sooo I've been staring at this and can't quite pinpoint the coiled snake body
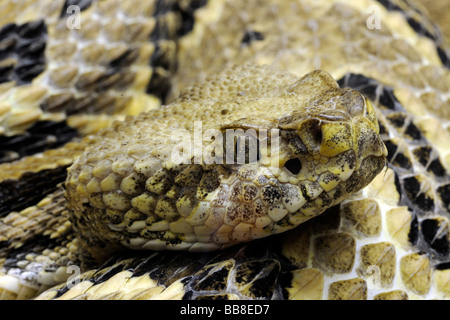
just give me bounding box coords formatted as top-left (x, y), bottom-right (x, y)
top-left (0, 0), bottom-right (449, 300)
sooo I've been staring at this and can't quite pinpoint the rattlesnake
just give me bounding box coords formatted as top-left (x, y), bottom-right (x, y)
top-left (0, 0), bottom-right (448, 300)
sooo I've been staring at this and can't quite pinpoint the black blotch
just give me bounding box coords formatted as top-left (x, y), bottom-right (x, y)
top-left (14, 62), bottom-right (46, 83)
top-left (136, 255), bottom-right (169, 280)
top-left (246, 264), bottom-right (279, 298)
top-left (176, 0), bottom-right (208, 37)
top-left (146, 1), bottom-right (207, 101)
top-left (414, 147), bottom-right (448, 178)
top-left (378, 87), bottom-right (398, 110)
top-left (181, 275), bottom-right (194, 286)
top-left (338, 73), bottom-right (402, 110)
top-left (429, 158), bottom-right (447, 177)
top-left (406, 17), bottom-right (436, 41)
top-left (0, 20), bottom-right (47, 85)
top-left (0, 64), bottom-right (14, 83)
top-left (337, 73), bottom-right (372, 89)
top-left (413, 146), bottom-right (431, 168)
top-left (16, 37), bottom-right (46, 60)
top-left (150, 43), bottom-right (173, 71)
top-left (337, 73), bottom-right (377, 101)
top-left (384, 139), bottom-right (411, 169)
top-left (378, 121), bottom-right (388, 135)
top-left (421, 219), bottom-right (449, 256)
top-left (284, 158), bottom-right (302, 175)
top-left (404, 122), bottom-right (423, 140)
top-left (0, 120), bottom-right (79, 163)
top-left (234, 260), bottom-right (280, 298)
top-left (279, 271), bottom-right (294, 299)
top-left (376, 0), bottom-right (402, 11)
top-left (132, 252), bottom-right (197, 285)
top-left (109, 48), bottom-right (139, 69)
top-left (308, 205), bottom-right (341, 233)
top-left (387, 113), bottom-right (406, 128)
top-left (408, 210), bottom-right (419, 246)
top-left (393, 170), bottom-right (403, 202)
top-left (0, 166), bottom-right (69, 217)
top-left (403, 176), bottom-right (434, 212)
top-left (146, 68), bottom-right (171, 102)
top-left (0, 23), bottom-right (17, 39)
top-left (193, 265), bottom-right (230, 292)
top-left (149, 0), bottom-right (207, 43)
top-left (182, 290), bottom-right (194, 300)
top-left (17, 20), bottom-right (46, 39)
top-left (437, 184), bottom-right (450, 212)
top-left (0, 240), bottom-right (9, 250)
top-left (436, 262), bottom-right (450, 270)
top-left (436, 46), bottom-right (450, 68)
top-left (60, 0), bottom-right (93, 18)
top-left (392, 152), bottom-right (411, 169)
top-left (241, 30), bottom-right (264, 45)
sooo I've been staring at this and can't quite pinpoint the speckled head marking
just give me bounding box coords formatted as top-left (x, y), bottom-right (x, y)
top-left (65, 64), bottom-right (387, 255)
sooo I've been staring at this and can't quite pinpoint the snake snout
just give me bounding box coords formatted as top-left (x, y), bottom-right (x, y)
top-left (310, 90), bottom-right (387, 167)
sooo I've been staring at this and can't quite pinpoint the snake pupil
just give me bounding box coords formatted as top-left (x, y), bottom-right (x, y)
top-left (284, 158), bottom-right (302, 175)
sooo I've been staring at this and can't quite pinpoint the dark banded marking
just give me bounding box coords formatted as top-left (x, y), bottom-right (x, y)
top-left (0, 20), bottom-right (47, 85)
top-left (375, 0), bottom-right (450, 68)
top-left (0, 165), bottom-right (69, 217)
top-left (0, 121), bottom-right (79, 163)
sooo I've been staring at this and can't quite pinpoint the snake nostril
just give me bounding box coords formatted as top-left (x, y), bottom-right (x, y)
top-left (284, 158), bottom-right (302, 175)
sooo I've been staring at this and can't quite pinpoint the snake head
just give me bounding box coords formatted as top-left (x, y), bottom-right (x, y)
top-left (214, 70), bottom-right (387, 241)
top-left (65, 65), bottom-right (387, 253)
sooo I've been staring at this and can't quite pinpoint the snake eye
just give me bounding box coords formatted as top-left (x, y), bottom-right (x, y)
top-left (298, 119), bottom-right (323, 153)
top-left (234, 135), bottom-right (260, 164)
top-left (284, 158), bottom-right (302, 175)
top-left (224, 131), bottom-right (261, 165)
top-left (308, 120), bottom-right (323, 146)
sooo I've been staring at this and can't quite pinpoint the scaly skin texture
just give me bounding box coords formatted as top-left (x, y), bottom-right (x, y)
top-left (0, 0), bottom-right (449, 301)
top-left (66, 64), bottom-right (387, 255)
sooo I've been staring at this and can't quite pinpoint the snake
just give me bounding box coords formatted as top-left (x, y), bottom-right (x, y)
top-left (0, 0), bottom-right (448, 300)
